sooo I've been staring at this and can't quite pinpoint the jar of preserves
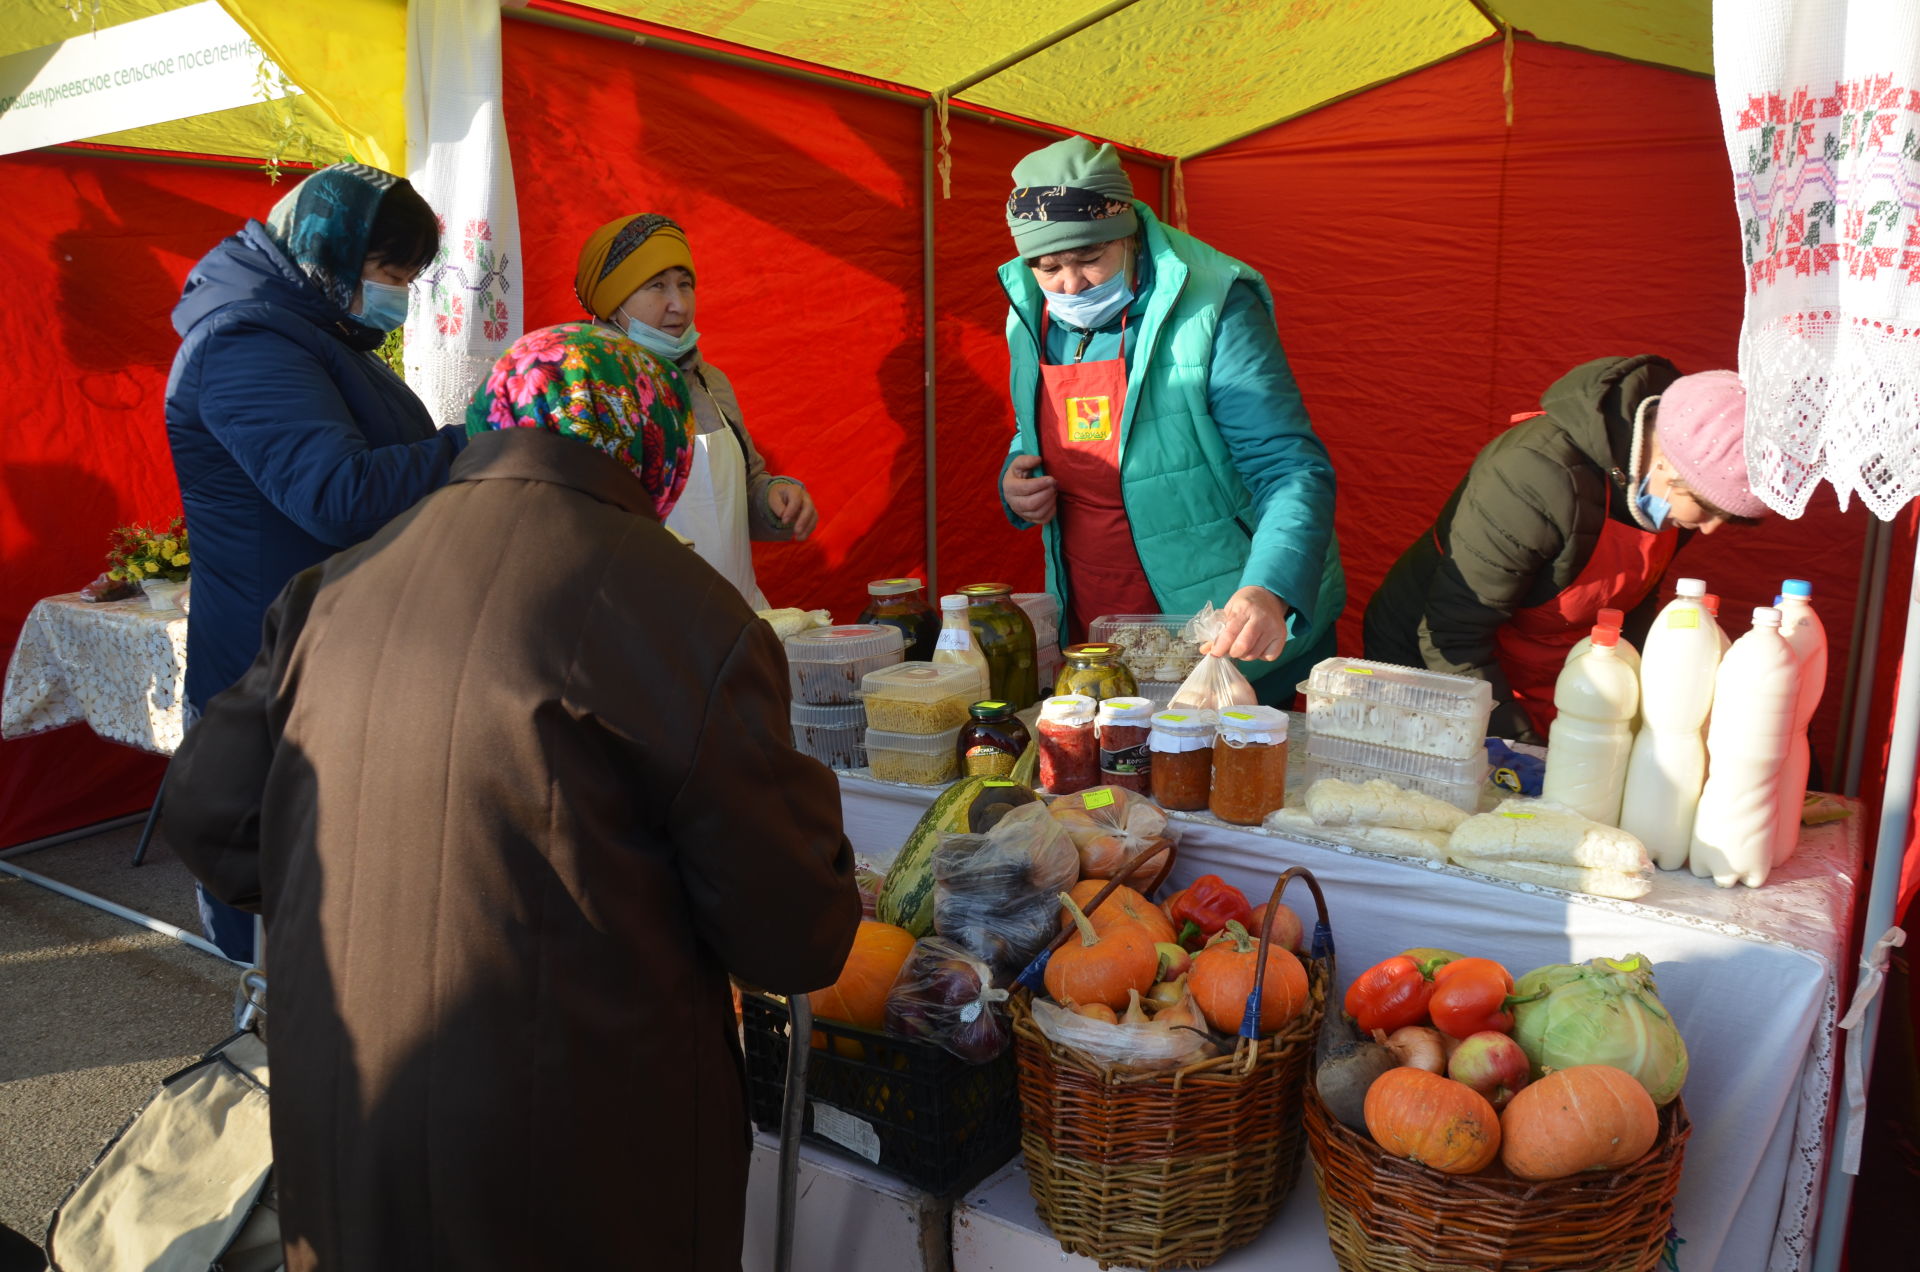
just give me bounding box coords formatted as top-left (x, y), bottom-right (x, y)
top-left (1149, 710), bottom-right (1216, 811)
top-left (858, 578), bottom-right (938, 661)
top-left (1036, 694), bottom-right (1098, 795)
top-left (956, 700), bottom-right (1031, 778)
top-left (1095, 696), bottom-right (1155, 795)
top-left (959, 583), bottom-right (1039, 710)
top-left (1054, 643), bottom-right (1139, 702)
top-left (1209, 706), bottom-right (1289, 826)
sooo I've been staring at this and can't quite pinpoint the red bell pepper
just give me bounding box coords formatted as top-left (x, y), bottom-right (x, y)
top-left (1428, 957), bottom-right (1517, 1036)
top-left (1343, 954), bottom-right (1437, 1034)
top-left (1165, 874), bottom-right (1254, 951)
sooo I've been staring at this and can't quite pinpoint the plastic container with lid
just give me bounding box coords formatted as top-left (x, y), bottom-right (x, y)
top-left (859, 661), bottom-right (982, 733)
top-left (1149, 709), bottom-right (1216, 810)
top-left (1299, 657), bottom-right (1494, 760)
top-left (1088, 613), bottom-right (1203, 684)
top-left (1015, 592), bottom-right (1061, 643)
top-left (785, 624), bottom-right (905, 705)
top-left (866, 724), bottom-right (965, 786)
top-left (959, 583), bottom-right (1040, 710)
top-left (1095, 696), bottom-right (1155, 794)
top-left (1302, 731), bottom-right (1489, 810)
top-left (859, 578), bottom-right (938, 661)
top-left (1036, 694), bottom-right (1098, 795)
top-left (957, 700), bottom-right (1031, 778)
top-left (1054, 643), bottom-right (1140, 702)
top-left (790, 702), bottom-right (866, 770)
top-left (1210, 706), bottom-right (1289, 825)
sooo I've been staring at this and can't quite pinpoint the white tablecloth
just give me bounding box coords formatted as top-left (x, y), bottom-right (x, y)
top-left (2, 593), bottom-right (187, 756)
top-left (837, 773), bottom-right (1862, 1272)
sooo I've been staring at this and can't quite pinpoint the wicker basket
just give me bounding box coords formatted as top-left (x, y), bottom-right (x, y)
top-left (1009, 865), bottom-right (1332, 1270)
top-left (1305, 1083), bottom-right (1691, 1272)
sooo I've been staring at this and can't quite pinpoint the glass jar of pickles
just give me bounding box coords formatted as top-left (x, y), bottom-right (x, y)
top-left (959, 583), bottom-right (1039, 710)
top-left (858, 578), bottom-right (938, 660)
top-left (1209, 706), bottom-right (1289, 825)
top-left (1149, 709), bottom-right (1216, 811)
top-left (956, 700), bottom-right (1030, 778)
top-left (1053, 642), bottom-right (1138, 702)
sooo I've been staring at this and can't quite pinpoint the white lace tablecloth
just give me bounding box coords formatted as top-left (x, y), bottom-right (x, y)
top-left (2, 594), bottom-right (188, 756)
top-left (838, 773), bottom-right (1863, 1272)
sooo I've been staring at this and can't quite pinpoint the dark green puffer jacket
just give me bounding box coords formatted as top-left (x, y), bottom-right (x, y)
top-left (1361, 356), bottom-right (1683, 741)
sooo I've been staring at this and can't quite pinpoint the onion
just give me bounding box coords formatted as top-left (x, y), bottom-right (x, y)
top-left (1374, 1025), bottom-right (1447, 1073)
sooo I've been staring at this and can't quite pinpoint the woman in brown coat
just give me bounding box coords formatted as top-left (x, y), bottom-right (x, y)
top-left (164, 322), bottom-right (861, 1271)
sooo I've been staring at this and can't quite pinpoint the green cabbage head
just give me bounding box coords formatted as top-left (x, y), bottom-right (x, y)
top-left (1511, 954), bottom-right (1689, 1106)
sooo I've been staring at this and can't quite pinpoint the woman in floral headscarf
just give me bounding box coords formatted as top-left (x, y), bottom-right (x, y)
top-left (163, 323), bottom-right (859, 1272)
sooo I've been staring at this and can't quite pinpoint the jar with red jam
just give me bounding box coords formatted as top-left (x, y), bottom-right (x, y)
top-left (1036, 694), bottom-right (1097, 795)
top-left (1148, 709), bottom-right (1216, 811)
top-left (1208, 706), bottom-right (1289, 826)
top-left (1095, 696), bottom-right (1155, 795)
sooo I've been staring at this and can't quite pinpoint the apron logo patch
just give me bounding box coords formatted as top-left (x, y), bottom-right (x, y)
top-left (1067, 395), bottom-right (1113, 442)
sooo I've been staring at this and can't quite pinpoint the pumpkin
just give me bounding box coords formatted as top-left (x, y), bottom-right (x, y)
top-left (1363, 1067), bottom-right (1502, 1175)
top-left (1499, 1064), bottom-right (1659, 1181)
top-left (812, 920), bottom-right (916, 1057)
top-left (1045, 893), bottom-right (1161, 1011)
top-left (1062, 879), bottom-right (1177, 945)
top-left (1187, 920), bottom-right (1309, 1034)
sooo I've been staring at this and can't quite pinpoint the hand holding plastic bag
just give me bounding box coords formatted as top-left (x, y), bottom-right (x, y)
top-left (1171, 604), bottom-right (1259, 711)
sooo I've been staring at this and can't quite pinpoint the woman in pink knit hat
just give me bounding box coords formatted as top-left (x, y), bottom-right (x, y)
top-left (1364, 356), bottom-right (1765, 742)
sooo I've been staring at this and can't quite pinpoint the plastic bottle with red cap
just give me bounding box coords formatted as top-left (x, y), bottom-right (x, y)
top-left (1621, 578), bottom-right (1721, 868)
top-left (1541, 622), bottom-right (1639, 825)
top-left (1563, 606), bottom-right (1641, 674)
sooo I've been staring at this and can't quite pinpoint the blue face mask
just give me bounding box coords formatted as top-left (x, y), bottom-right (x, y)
top-left (620, 312), bottom-right (701, 362)
top-left (354, 278), bottom-right (411, 332)
top-left (1636, 476), bottom-right (1671, 530)
top-left (1043, 270), bottom-right (1134, 331)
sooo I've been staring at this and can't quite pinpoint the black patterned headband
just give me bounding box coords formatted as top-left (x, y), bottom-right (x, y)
top-left (1006, 185), bottom-right (1134, 223)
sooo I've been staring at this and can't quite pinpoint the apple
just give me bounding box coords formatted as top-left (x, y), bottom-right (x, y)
top-left (1154, 942), bottom-right (1192, 979)
top-left (1447, 1030), bottom-right (1532, 1108)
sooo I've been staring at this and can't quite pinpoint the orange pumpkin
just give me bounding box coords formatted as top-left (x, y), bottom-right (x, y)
top-left (1045, 893), bottom-right (1160, 1010)
top-left (1363, 1067), bottom-right (1502, 1175)
top-left (1062, 879), bottom-right (1177, 945)
top-left (1499, 1065), bottom-right (1660, 1181)
top-left (812, 920), bottom-right (915, 1057)
top-left (1187, 921), bottom-right (1309, 1034)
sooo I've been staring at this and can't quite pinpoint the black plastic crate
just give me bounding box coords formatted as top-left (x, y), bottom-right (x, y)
top-left (738, 988), bottom-right (1019, 1196)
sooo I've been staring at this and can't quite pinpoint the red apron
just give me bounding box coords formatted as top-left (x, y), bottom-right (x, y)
top-left (1484, 412), bottom-right (1677, 735)
top-left (1036, 312), bottom-right (1157, 639)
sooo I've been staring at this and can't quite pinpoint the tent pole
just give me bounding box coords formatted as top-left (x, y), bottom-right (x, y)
top-left (941, 0), bottom-right (1147, 97)
top-left (1842, 515), bottom-right (1894, 796)
top-left (1834, 517), bottom-right (1881, 789)
top-left (922, 106), bottom-right (939, 596)
top-left (1812, 533), bottom-right (1920, 1271)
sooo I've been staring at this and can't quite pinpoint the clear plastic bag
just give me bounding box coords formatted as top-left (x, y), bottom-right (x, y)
top-left (932, 803), bottom-right (1079, 985)
top-left (883, 937), bottom-right (1011, 1063)
top-left (1170, 604), bottom-right (1259, 711)
top-left (1046, 784), bottom-right (1179, 883)
top-left (1030, 996), bottom-right (1217, 1071)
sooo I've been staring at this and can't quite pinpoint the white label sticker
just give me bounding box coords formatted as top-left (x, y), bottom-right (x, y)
top-left (810, 1100), bottom-right (882, 1164)
top-left (936, 627), bottom-right (972, 651)
top-left (959, 1000), bottom-right (982, 1023)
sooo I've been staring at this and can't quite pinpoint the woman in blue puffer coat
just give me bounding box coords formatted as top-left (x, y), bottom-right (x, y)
top-left (165, 162), bottom-right (465, 960)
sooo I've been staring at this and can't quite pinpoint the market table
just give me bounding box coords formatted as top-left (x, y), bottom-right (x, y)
top-left (837, 771), bottom-right (1862, 1272)
top-left (2, 591), bottom-right (188, 755)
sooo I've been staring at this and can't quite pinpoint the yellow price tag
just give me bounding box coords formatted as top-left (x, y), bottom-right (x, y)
top-left (1502, 811), bottom-right (1536, 820)
top-left (1083, 789), bottom-right (1116, 810)
top-left (1668, 609), bottom-right (1699, 629)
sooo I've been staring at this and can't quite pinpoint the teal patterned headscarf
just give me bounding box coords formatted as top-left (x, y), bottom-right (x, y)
top-left (466, 323), bottom-right (695, 520)
top-left (263, 162), bottom-right (402, 312)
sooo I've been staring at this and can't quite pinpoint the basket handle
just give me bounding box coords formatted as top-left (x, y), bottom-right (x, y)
top-left (1238, 865), bottom-right (1333, 1042)
top-left (1013, 833), bottom-right (1177, 993)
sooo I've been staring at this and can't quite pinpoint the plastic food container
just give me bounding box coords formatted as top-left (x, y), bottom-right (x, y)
top-left (785, 624), bottom-right (906, 705)
top-left (1299, 658), bottom-right (1494, 761)
top-left (1015, 592), bottom-right (1061, 644)
top-left (1089, 613), bottom-right (1202, 683)
top-left (791, 702), bottom-right (866, 770)
top-left (1303, 731), bottom-right (1490, 811)
top-left (866, 725), bottom-right (964, 785)
top-left (859, 661), bottom-right (982, 733)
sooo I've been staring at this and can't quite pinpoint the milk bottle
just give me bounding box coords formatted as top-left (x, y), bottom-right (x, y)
top-left (1564, 607), bottom-right (1641, 672)
top-left (1773, 580), bottom-right (1828, 867)
top-left (1620, 579), bottom-right (1719, 868)
top-left (1690, 608), bottom-right (1800, 888)
top-left (1541, 626), bottom-right (1639, 825)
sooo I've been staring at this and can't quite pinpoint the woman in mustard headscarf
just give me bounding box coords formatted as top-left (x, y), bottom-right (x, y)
top-left (576, 214), bottom-right (816, 609)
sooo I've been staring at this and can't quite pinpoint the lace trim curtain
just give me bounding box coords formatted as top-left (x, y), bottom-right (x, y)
top-left (401, 0), bottom-right (524, 429)
top-left (1714, 0), bottom-right (1920, 520)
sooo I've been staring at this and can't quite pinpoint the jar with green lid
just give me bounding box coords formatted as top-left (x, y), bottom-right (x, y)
top-left (1053, 642), bottom-right (1138, 702)
top-left (958, 583), bottom-right (1039, 710)
top-left (858, 578), bottom-right (937, 660)
top-left (955, 700), bottom-right (1031, 778)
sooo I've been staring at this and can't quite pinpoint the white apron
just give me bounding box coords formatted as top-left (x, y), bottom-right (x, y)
top-left (664, 423), bottom-right (769, 610)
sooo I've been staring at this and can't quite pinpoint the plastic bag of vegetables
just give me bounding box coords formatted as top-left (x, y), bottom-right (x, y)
top-left (883, 937), bottom-right (1012, 1063)
top-left (933, 803), bottom-right (1079, 985)
top-left (1046, 784), bottom-right (1179, 883)
top-left (1510, 953), bottom-right (1689, 1105)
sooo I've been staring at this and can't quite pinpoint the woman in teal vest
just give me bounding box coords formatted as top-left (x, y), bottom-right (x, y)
top-left (998, 137), bottom-right (1343, 703)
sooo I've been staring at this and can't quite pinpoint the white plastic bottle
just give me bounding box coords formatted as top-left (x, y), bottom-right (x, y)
top-left (1541, 625), bottom-right (1639, 825)
top-left (1773, 580), bottom-right (1828, 867)
top-left (1690, 608), bottom-right (1800, 888)
top-left (1620, 580), bottom-right (1720, 869)
top-left (933, 593), bottom-right (991, 700)
top-left (1564, 607), bottom-right (1641, 673)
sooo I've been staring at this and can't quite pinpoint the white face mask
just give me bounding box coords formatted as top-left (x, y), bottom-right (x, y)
top-left (618, 310), bottom-right (700, 361)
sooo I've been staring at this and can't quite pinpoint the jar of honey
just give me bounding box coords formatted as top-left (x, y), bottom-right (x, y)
top-left (1148, 710), bottom-right (1216, 811)
top-left (1208, 706), bottom-right (1288, 825)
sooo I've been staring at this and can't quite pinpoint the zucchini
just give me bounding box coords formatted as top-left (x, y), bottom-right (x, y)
top-left (875, 775), bottom-right (1038, 935)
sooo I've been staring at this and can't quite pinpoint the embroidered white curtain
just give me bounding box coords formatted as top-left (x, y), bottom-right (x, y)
top-left (1714, 0), bottom-right (1920, 520)
top-left (400, 0), bottom-right (524, 429)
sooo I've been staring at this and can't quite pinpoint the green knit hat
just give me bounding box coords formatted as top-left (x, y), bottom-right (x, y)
top-left (1005, 136), bottom-right (1138, 259)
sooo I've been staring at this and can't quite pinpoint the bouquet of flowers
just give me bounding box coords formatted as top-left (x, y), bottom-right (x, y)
top-left (106, 517), bottom-right (191, 584)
